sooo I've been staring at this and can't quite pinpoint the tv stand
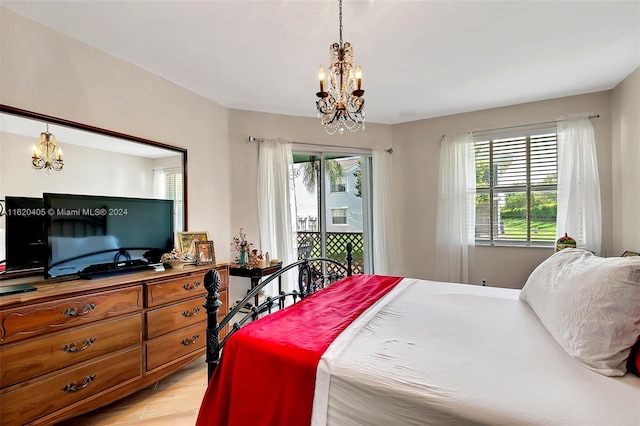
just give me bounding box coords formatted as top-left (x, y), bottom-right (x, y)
top-left (0, 264), bottom-right (229, 425)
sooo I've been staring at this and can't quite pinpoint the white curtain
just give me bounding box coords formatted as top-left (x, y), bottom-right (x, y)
top-left (257, 138), bottom-right (297, 293)
top-left (152, 169), bottom-right (166, 199)
top-left (372, 147), bottom-right (399, 275)
top-left (556, 114), bottom-right (602, 254)
top-left (435, 132), bottom-right (476, 283)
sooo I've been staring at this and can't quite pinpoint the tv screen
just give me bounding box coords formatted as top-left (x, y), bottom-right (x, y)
top-left (44, 193), bottom-right (174, 278)
top-left (5, 196), bottom-right (47, 272)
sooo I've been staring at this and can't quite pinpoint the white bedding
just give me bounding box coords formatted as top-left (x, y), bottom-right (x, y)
top-left (313, 278), bottom-right (640, 425)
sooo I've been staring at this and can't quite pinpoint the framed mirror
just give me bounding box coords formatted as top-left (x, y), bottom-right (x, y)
top-left (0, 104), bottom-right (188, 278)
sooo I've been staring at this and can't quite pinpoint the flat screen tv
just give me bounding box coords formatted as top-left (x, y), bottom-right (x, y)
top-left (44, 193), bottom-right (174, 279)
top-left (4, 196), bottom-right (47, 272)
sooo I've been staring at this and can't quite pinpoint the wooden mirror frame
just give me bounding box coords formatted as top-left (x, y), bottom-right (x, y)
top-left (0, 104), bottom-right (188, 280)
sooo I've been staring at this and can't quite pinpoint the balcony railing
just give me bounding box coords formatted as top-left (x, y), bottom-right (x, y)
top-left (296, 231), bottom-right (364, 275)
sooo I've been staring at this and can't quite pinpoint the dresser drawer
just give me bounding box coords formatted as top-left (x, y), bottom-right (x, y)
top-left (1, 314), bottom-right (141, 388)
top-left (218, 267), bottom-right (229, 291)
top-left (0, 286), bottom-right (143, 344)
top-left (146, 321), bottom-right (206, 371)
top-left (146, 273), bottom-right (207, 308)
top-left (146, 297), bottom-right (205, 339)
top-left (0, 346), bottom-right (141, 426)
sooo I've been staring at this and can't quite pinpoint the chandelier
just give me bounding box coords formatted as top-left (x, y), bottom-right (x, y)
top-left (316, 0), bottom-right (364, 135)
top-left (32, 123), bottom-right (63, 171)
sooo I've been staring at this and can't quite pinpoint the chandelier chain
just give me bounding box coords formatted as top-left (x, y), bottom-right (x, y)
top-left (339, 0), bottom-right (343, 47)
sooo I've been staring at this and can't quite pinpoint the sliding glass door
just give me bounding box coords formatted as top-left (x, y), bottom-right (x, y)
top-left (292, 151), bottom-right (372, 274)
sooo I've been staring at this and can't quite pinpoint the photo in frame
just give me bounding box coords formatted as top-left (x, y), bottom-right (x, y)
top-left (176, 231), bottom-right (209, 255)
top-left (195, 240), bottom-right (215, 265)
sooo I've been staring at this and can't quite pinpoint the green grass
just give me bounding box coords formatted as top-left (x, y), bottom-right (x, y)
top-left (502, 219), bottom-right (556, 241)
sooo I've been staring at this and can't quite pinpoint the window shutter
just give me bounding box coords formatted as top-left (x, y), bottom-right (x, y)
top-left (475, 131), bottom-right (557, 246)
top-left (529, 133), bottom-right (557, 243)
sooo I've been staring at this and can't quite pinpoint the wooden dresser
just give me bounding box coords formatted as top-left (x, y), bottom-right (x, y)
top-left (0, 264), bottom-right (228, 425)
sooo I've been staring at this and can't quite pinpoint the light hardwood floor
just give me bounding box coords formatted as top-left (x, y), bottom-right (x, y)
top-left (58, 355), bottom-right (208, 426)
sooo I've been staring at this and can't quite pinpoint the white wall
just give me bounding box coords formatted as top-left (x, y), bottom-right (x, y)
top-left (392, 91), bottom-right (613, 288)
top-left (0, 8), bottom-right (231, 262)
top-left (611, 66), bottom-right (640, 255)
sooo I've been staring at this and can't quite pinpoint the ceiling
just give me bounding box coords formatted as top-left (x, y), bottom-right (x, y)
top-left (2, 1), bottom-right (639, 125)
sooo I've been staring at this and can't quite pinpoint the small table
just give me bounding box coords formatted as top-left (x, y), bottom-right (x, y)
top-left (229, 263), bottom-right (282, 307)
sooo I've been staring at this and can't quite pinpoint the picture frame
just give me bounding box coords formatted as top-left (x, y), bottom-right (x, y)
top-left (621, 250), bottom-right (640, 257)
top-left (176, 231), bottom-right (209, 254)
top-left (195, 240), bottom-right (215, 265)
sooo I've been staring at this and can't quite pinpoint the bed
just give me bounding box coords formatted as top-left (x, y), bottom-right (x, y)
top-left (197, 247), bottom-right (640, 426)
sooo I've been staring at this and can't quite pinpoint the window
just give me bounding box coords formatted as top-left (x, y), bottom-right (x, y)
top-left (331, 175), bottom-right (347, 193)
top-left (331, 208), bottom-right (348, 225)
top-left (475, 130), bottom-right (557, 245)
top-left (165, 170), bottom-right (184, 232)
top-left (292, 152), bottom-right (372, 274)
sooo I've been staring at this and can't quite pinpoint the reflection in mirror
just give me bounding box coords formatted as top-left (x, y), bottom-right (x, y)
top-left (0, 105), bottom-right (187, 278)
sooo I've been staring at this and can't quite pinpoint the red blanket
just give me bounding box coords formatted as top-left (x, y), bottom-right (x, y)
top-left (196, 274), bottom-right (402, 426)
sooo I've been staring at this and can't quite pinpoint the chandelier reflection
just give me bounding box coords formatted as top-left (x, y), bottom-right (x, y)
top-left (32, 123), bottom-right (63, 171)
top-left (316, 0), bottom-right (365, 135)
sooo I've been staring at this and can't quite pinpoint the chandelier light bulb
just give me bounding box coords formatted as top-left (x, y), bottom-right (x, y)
top-left (31, 144), bottom-right (40, 159)
top-left (318, 65), bottom-right (326, 93)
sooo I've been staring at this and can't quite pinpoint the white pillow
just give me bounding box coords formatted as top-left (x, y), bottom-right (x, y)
top-left (519, 248), bottom-right (640, 376)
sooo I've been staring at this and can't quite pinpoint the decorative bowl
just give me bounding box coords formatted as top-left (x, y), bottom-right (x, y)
top-left (164, 260), bottom-right (194, 269)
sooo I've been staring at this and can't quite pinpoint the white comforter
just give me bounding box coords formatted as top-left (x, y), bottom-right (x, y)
top-left (312, 279), bottom-right (640, 425)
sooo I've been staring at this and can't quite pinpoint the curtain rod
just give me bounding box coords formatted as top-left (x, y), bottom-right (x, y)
top-left (441, 114), bottom-right (600, 139)
top-left (248, 136), bottom-right (392, 154)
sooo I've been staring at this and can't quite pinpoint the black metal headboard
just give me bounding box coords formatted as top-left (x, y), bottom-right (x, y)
top-left (203, 244), bottom-right (354, 380)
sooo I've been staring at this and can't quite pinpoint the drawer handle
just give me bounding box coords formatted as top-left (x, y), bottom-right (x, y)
top-left (182, 281), bottom-right (201, 291)
top-left (181, 334), bottom-right (200, 346)
top-left (182, 307), bottom-right (201, 317)
top-left (61, 374), bottom-right (96, 393)
top-left (61, 337), bottom-right (97, 353)
top-left (63, 303), bottom-right (96, 317)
